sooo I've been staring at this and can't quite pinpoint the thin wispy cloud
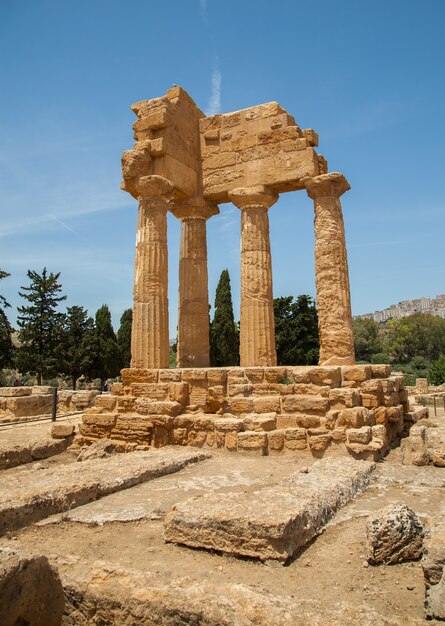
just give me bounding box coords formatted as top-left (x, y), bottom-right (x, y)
top-left (206, 65), bottom-right (222, 116)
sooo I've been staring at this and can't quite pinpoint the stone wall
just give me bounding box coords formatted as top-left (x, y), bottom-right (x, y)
top-left (0, 388), bottom-right (99, 423)
top-left (77, 365), bottom-right (414, 460)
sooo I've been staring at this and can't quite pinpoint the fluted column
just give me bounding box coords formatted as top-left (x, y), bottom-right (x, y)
top-left (229, 186), bottom-right (278, 367)
top-left (305, 172), bottom-right (355, 366)
top-left (131, 176), bottom-right (173, 368)
top-left (170, 201), bottom-right (219, 368)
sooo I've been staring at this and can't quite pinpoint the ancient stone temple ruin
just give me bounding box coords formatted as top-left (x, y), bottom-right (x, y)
top-left (77, 86), bottom-right (411, 458)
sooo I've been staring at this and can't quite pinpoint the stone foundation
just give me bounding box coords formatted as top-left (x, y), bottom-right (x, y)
top-left (76, 365), bottom-right (414, 460)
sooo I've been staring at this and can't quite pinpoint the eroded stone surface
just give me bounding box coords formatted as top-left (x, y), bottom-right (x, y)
top-left (62, 564), bottom-right (405, 626)
top-left (164, 457), bottom-right (375, 562)
top-left (0, 448), bottom-right (209, 534)
top-left (0, 552), bottom-right (64, 626)
top-left (366, 504), bottom-right (424, 565)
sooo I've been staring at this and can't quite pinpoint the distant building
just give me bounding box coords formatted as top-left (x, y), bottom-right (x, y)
top-left (354, 294), bottom-right (445, 322)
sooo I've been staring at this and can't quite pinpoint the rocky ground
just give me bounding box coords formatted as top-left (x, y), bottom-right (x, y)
top-left (0, 411), bottom-right (444, 624)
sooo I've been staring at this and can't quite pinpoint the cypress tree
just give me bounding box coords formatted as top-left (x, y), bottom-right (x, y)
top-left (0, 270), bottom-right (13, 369)
top-left (117, 308), bottom-right (132, 369)
top-left (91, 305), bottom-right (121, 389)
top-left (274, 294), bottom-right (319, 365)
top-left (210, 269), bottom-right (239, 366)
top-left (16, 268), bottom-right (66, 384)
top-left (59, 306), bottom-right (96, 389)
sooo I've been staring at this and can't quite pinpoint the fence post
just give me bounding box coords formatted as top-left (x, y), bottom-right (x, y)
top-left (51, 387), bottom-right (58, 422)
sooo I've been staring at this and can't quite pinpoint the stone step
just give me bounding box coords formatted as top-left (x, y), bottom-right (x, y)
top-left (164, 458), bottom-right (375, 562)
top-left (0, 449), bottom-right (209, 535)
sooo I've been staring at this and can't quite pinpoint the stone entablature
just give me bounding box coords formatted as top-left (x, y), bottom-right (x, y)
top-left (77, 365), bottom-right (412, 460)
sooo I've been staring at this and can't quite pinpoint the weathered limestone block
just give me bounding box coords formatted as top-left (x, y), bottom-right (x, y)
top-left (131, 382), bottom-right (169, 399)
top-left (423, 519), bottom-right (445, 616)
top-left (135, 399), bottom-right (182, 416)
top-left (370, 364), bottom-right (392, 378)
top-left (243, 413), bottom-right (276, 431)
top-left (77, 438), bottom-right (115, 461)
top-left (224, 397), bottom-right (254, 414)
top-left (294, 383), bottom-right (330, 397)
top-left (0, 387), bottom-right (32, 397)
top-left (159, 369), bottom-right (182, 382)
top-left (168, 382), bottom-right (189, 404)
top-left (51, 423), bottom-right (75, 439)
top-left (164, 458), bottom-right (375, 562)
top-left (342, 365), bottom-right (372, 385)
top-left (276, 414), bottom-right (299, 429)
top-left (401, 422), bottom-right (445, 466)
top-left (95, 394), bottom-right (117, 411)
top-left (268, 429), bottom-right (285, 452)
top-left (336, 407), bottom-right (369, 429)
top-left (237, 431), bottom-right (268, 454)
top-left (284, 428), bottom-right (307, 450)
top-left (0, 553), bottom-right (65, 626)
top-left (207, 368), bottom-right (228, 384)
top-left (347, 426), bottom-right (372, 445)
top-left (253, 395), bottom-right (281, 413)
top-left (214, 417), bottom-right (244, 432)
top-left (116, 396), bottom-right (136, 412)
top-left (121, 368), bottom-right (158, 385)
top-left (228, 383), bottom-right (253, 397)
top-left (307, 366), bottom-right (342, 387)
top-left (282, 394), bottom-right (330, 415)
top-left (110, 382), bottom-right (124, 396)
top-left (366, 505), bottom-right (424, 565)
top-left (305, 173), bottom-right (355, 366)
top-left (308, 430), bottom-right (332, 454)
top-left (329, 388), bottom-right (361, 409)
top-left (297, 414), bottom-right (321, 429)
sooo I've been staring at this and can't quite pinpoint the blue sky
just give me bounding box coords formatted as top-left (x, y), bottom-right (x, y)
top-left (1, 0), bottom-right (444, 336)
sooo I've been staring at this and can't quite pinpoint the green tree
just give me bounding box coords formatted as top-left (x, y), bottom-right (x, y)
top-left (210, 269), bottom-right (239, 366)
top-left (59, 306), bottom-right (96, 389)
top-left (274, 295), bottom-right (319, 365)
top-left (0, 270), bottom-right (13, 369)
top-left (16, 268), bottom-right (66, 385)
top-left (428, 355), bottom-right (445, 386)
top-left (91, 305), bottom-right (121, 389)
top-left (352, 318), bottom-right (383, 362)
top-left (117, 308), bottom-right (132, 369)
top-left (384, 314), bottom-right (445, 363)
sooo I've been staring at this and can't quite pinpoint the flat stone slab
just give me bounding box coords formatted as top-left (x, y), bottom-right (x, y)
top-left (42, 453), bottom-right (302, 525)
top-left (0, 448), bottom-right (209, 535)
top-left (164, 457), bottom-right (375, 562)
top-left (62, 562), bottom-right (407, 626)
top-left (0, 437), bottom-right (70, 470)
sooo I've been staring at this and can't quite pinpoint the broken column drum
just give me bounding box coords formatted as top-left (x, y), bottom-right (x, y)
top-left (120, 86), bottom-right (356, 368)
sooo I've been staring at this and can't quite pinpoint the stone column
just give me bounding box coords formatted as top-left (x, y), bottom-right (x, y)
top-left (229, 185), bottom-right (278, 367)
top-left (131, 176), bottom-right (173, 369)
top-left (170, 201), bottom-right (219, 368)
top-left (305, 172), bottom-right (355, 366)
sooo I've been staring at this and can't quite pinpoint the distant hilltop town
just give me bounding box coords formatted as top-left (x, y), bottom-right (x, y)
top-left (355, 294), bottom-right (445, 323)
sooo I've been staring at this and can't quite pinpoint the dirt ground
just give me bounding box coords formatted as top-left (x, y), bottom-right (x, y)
top-left (0, 411), bottom-right (443, 624)
top-left (0, 451), bottom-right (445, 624)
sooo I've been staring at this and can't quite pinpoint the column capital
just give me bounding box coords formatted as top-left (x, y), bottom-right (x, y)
top-left (121, 170), bottom-right (175, 204)
top-left (305, 172), bottom-right (350, 200)
top-left (229, 185), bottom-right (278, 211)
top-left (169, 197), bottom-right (219, 221)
